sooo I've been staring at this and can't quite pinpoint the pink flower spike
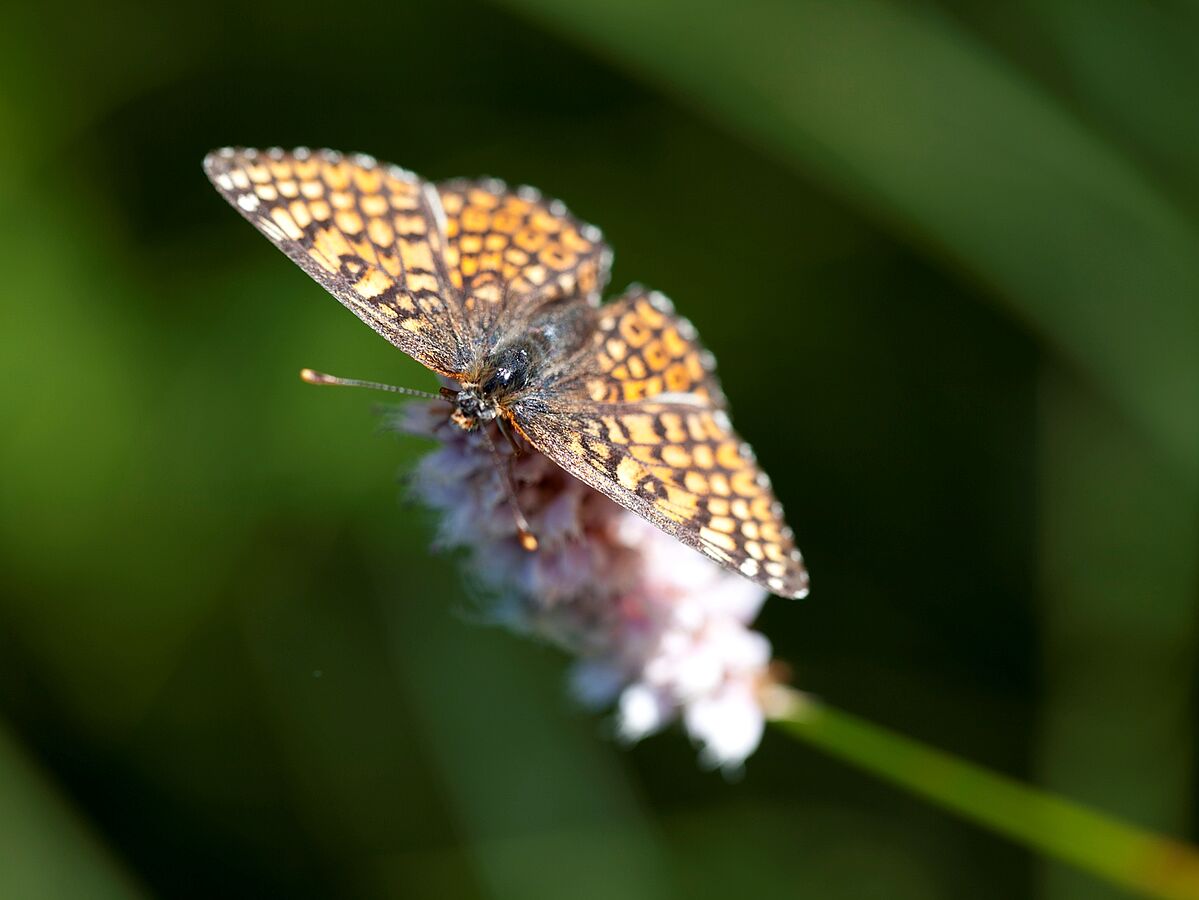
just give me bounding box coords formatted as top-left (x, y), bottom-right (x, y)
top-left (393, 399), bottom-right (785, 770)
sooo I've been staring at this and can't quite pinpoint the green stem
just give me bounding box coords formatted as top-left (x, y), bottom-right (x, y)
top-left (767, 690), bottom-right (1199, 900)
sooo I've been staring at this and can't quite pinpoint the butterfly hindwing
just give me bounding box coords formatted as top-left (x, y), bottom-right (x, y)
top-left (514, 287), bottom-right (808, 598)
top-left (435, 178), bottom-right (611, 347)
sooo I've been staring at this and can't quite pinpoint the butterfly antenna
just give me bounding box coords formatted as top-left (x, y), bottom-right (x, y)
top-left (300, 368), bottom-right (448, 401)
top-left (479, 425), bottom-right (539, 552)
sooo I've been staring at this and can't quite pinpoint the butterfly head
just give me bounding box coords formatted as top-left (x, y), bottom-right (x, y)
top-left (450, 342), bottom-right (536, 431)
top-left (450, 387), bottom-right (499, 431)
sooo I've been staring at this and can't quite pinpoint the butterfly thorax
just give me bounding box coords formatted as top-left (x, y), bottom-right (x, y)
top-left (450, 341), bottom-right (538, 431)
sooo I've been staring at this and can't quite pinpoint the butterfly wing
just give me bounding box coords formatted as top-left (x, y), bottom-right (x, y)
top-left (434, 177), bottom-right (611, 350)
top-left (205, 147), bottom-right (477, 374)
top-left (205, 149), bottom-right (612, 374)
top-left (513, 286), bottom-right (809, 599)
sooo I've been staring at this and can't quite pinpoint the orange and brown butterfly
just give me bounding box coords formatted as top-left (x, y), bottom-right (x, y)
top-left (203, 147), bottom-right (809, 598)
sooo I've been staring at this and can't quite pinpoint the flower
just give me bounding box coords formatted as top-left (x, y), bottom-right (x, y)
top-left (392, 397), bottom-right (783, 771)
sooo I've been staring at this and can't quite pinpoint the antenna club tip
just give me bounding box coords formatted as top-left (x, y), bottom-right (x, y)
top-left (519, 531), bottom-right (539, 552)
top-left (300, 368), bottom-right (330, 385)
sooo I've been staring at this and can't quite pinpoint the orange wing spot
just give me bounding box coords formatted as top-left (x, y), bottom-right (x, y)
top-left (399, 239), bottom-right (435, 273)
top-left (658, 413), bottom-right (687, 443)
top-left (513, 227), bottom-right (547, 252)
top-left (602, 416), bottom-right (628, 444)
top-left (642, 339), bottom-right (669, 371)
top-left (731, 470), bottom-right (760, 496)
top-left (379, 251), bottom-right (402, 277)
top-left (716, 442), bottom-right (744, 470)
top-left (760, 522), bottom-right (783, 543)
top-left (368, 217), bottom-right (395, 246)
top-left (461, 206), bottom-right (491, 232)
top-left (561, 228), bottom-right (592, 252)
top-left (467, 188), bottom-right (500, 209)
top-left (293, 159), bottom-right (320, 179)
top-left (309, 199), bottom-right (331, 221)
top-left (322, 161), bottom-right (351, 189)
top-left (662, 485), bottom-right (699, 520)
top-left (390, 190), bottom-right (420, 212)
top-left (335, 210), bottom-right (364, 235)
top-left (630, 445), bottom-right (659, 464)
top-left (763, 540), bottom-right (786, 562)
top-left (313, 227), bottom-right (352, 267)
top-left (361, 193), bottom-right (389, 216)
top-left (270, 207), bottom-right (304, 240)
top-left (492, 210), bottom-right (521, 234)
top-left (616, 456), bottom-right (646, 490)
top-left (354, 267), bottom-right (394, 299)
top-left (684, 471), bottom-right (709, 494)
top-left (622, 414), bottom-right (659, 445)
top-left (622, 381), bottom-right (648, 403)
top-left (349, 234), bottom-right (380, 264)
top-left (700, 527), bottom-right (737, 554)
top-left (662, 327), bottom-right (689, 357)
top-left (289, 200), bottom-right (312, 228)
top-left (661, 444), bottom-right (691, 468)
top-left (542, 246), bottom-right (577, 270)
top-left (708, 516), bottom-right (737, 534)
top-left (479, 250), bottom-right (503, 272)
top-left (703, 415), bottom-right (727, 441)
top-left (352, 166), bottom-right (382, 193)
top-left (751, 497), bottom-right (775, 520)
top-left (692, 445), bottom-right (715, 469)
top-left (634, 297), bottom-right (667, 328)
top-left (709, 473), bottom-right (732, 496)
top-left (301, 180), bottom-right (324, 199)
top-left (664, 362), bottom-right (691, 392)
top-left (620, 314), bottom-right (651, 348)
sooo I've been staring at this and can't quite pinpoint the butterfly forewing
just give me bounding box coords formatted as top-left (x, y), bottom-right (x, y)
top-left (203, 147), bottom-right (468, 374)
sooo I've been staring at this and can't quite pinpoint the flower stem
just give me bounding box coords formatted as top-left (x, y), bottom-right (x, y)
top-left (766, 689), bottom-right (1199, 899)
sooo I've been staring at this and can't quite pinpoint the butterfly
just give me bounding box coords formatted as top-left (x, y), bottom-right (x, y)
top-left (204, 147), bottom-right (809, 598)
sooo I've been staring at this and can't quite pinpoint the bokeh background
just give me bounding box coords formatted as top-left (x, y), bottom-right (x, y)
top-left (2, 1), bottom-right (1197, 898)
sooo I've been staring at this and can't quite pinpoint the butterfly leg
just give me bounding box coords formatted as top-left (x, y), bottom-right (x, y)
top-left (496, 416), bottom-right (525, 458)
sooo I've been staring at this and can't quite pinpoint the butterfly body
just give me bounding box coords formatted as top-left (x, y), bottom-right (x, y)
top-left (205, 147), bottom-right (809, 599)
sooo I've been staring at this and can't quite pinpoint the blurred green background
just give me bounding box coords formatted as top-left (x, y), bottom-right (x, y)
top-left (1, 1), bottom-right (1197, 897)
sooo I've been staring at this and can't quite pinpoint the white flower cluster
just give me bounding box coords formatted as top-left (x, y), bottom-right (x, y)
top-left (396, 401), bottom-right (779, 770)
